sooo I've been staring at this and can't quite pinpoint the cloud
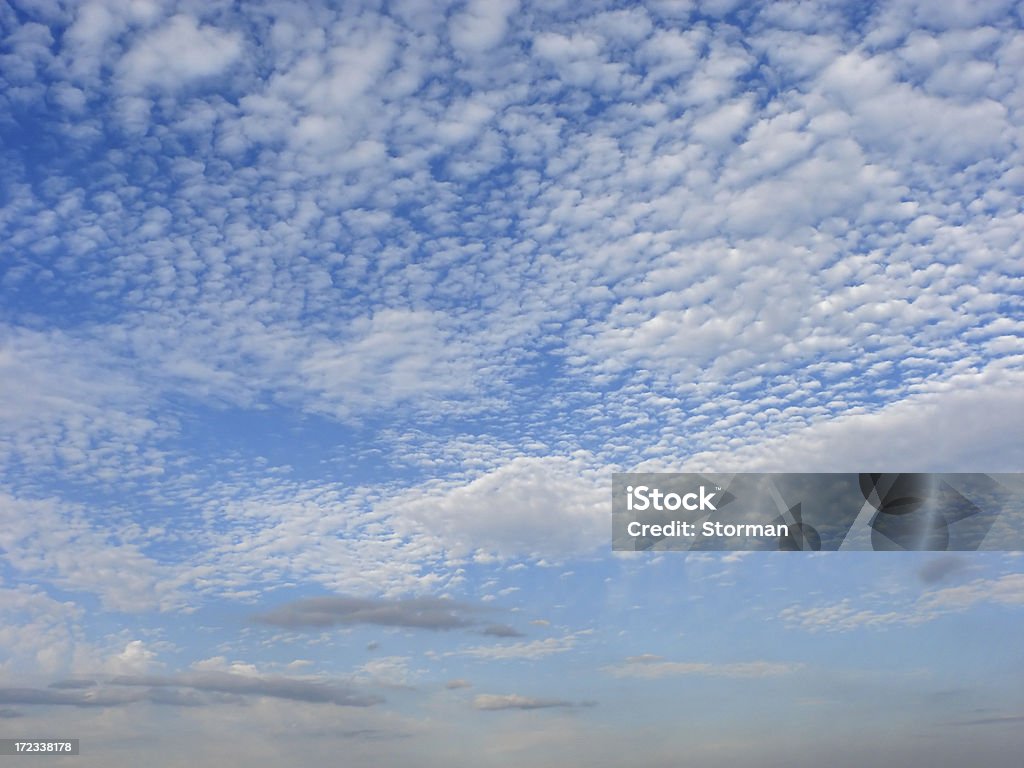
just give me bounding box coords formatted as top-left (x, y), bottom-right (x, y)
top-left (105, 641), bottom-right (159, 675)
top-left (48, 679), bottom-right (98, 690)
top-left (480, 624), bottom-right (525, 638)
top-left (296, 309), bottom-right (485, 418)
top-left (449, 633), bottom-right (582, 661)
top-left (604, 656), bottom-right (802, 679)
top-left (0, 327), bottom-right (168, 483)
top-left (0, 493), bottom-right (181, 613)
top-left (450, 0), bottom-right (520, 55)
top-left (0, 669), bottom-right (381, 709)
top-left (473, 693), bottom-right (590, 711)
top-left (918, 573), bottom-right (1024, 611)
top-left (384, 454), bottom-right (609, 561)
top-left (675, 371), bottom-right (1024, 473)
top-left (116, 14), bottom-right (243, 93)
top-left (445, 679), bottom-right (472, 689)
top-left (0, 584), bottom-right (92, 679)
top-left (2, 5), bottom-right (1024, 762)
top-left (780, 573), bottom-right (1024, 632)
top-left (118, 670), bottom-right (381, 707)
top-left (918, 555), bottom-right (970, 584)
top-left (3, 0), bottom-right (1020, 527)
top-left (0, 686), bottom-right (144, 707)
top-left (355, 656), bottom-right (417, 688)
top-left (254, 596), bottom-right (483, 631)
top-left (948, 714), bottom-right (1024, 727)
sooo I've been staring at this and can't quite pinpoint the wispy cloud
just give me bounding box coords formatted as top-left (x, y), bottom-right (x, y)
top-left (947, 714), bottom-right (1024, 728)
top-left (604, 655), bottom-right (802, 679)
top-left (111, 670), bottom-right (381, 707)
top-left (448, 633), bottom-right (584, 661)
top-left (780, 573), bottom-right (1024, 632)
top-left (473, 693), bottom-right (592, 711)
top-left (0, 670), bottom-right (381, 709)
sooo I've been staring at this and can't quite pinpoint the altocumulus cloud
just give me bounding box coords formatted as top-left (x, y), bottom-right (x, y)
top-left (0, 0), bottom-right (1022, 612)
top-left (1, 1), bottom-right (1023, 763)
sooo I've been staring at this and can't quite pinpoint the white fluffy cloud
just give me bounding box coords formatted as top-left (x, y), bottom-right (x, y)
top-left (385, 454), bottom-right (608, 561)
top-left (676, 368), bottom-right (1024, 472)
top-left (450, 0), bottom-right (520, 55)
top-left (117, 14), bottom-right (242, 93)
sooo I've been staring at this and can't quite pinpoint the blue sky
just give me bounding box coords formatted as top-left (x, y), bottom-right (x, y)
top-left (1, 0), bottom-right (1023, 764)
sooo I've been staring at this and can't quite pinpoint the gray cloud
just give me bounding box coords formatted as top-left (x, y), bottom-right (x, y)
top-left (918, 555), bottom-right (969, 584)
top-left (254, 596), bottom-right (485, 631)
top-left (0, 671), bottom-right (380, 709)
top-left (948, 714), bottom-right (1024, 727)
top-left (0, 687), bottom-right (144, 707)
top-left (48, 679), bottom-right (97, 689)
top-left (480, 624), bottom-right (525, 638)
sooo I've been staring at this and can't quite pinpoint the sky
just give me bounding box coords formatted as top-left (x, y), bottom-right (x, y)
top-left (1, 0), bottom-right (1023, 764)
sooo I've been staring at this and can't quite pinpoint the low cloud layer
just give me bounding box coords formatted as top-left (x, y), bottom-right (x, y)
top-left (0, 670), bottom-right (380, 709)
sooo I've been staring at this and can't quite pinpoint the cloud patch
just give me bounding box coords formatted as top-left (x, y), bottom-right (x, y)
top-left (780, 573), bottom-right (1024, 632)
top-left (254, 596), bottom-right (484, 631)
top-left (604, 656), bottom-right (802, 679)
top-left (473, 693), bottom-right (591, 711)
top-left (918, 555), bottom-right (970, 585)
top-left (0, 670), bottom-right (381, 709)
top-left (117, 14), bottom-right (243, 93)
top-left (481, 624), bottom-right (525, 638)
